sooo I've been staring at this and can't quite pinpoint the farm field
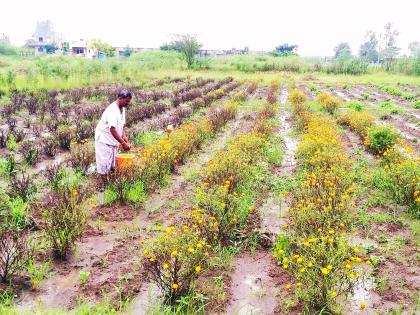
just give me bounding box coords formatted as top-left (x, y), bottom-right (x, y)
top-left (0, 63), bottom-right (419, 315)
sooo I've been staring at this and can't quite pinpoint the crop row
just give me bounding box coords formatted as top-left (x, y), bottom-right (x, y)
top-left (273, 89), bottom-right (372, 312)
top-left (140, 102), bottom-right (279, 305)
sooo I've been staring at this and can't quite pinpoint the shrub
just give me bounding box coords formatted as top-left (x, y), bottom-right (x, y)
top-left (104, 166), bottom-right (146, 206)
top-left (288, 88), bottom-right (306, 106)
top-left (43, 135), bottom-right (59, 157)
top-left (18, 140), bottom-right (40, 166)
top-left (0, 129), bottom-right (8, 148)
top-left (141, 227), bottom-right (210, 304)
top-left (56, 124), bottom-right (76, 150)
top-left (317, 93), bottom-right (340, 115)
top-left (0, 227), bottom-right (31, 282)
top-left (6, 133), bottom-right (17, 151)
top-left (364, 125), bottom-right (400, 156)
top-left (2, 197), bottom-right (29, 230)
top-left (8, 172), bottom-right (37, 202)
top-left (69, 141), bottom-right (95, 174)
top-left (75, 120), bottom-right (95, 143)
top-left (373, 155), bottom-right (420, 217)
top-left (42, 184), bottom-right (91, 259)
top-left (347, 101), bottom-right (364, 112)
top-left (26, 258), bottom-right (52, 290)
top-left (413, 99), bottom-right (420, 109)
top-left (337, 110), bottom-right (374, 140)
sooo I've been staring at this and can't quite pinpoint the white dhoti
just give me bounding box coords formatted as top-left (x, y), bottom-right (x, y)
top-left (95, 140), bottom-right (117, 174)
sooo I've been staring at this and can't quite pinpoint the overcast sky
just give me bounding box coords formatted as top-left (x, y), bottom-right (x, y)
top-left (1, 0), bottom-right (419, 56)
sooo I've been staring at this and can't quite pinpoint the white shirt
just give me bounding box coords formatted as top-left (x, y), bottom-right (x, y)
top-left (95, 102), bottom-right (126, 146)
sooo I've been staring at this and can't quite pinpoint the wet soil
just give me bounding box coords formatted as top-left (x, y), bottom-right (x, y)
top-left (224, 251), bottom-right (281, 315)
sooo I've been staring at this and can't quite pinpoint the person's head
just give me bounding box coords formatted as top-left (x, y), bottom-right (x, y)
top-left (116, 90), bottom-right (132, 108)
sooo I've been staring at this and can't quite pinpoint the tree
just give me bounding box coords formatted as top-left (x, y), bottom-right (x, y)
top-left (408, 41), bottom-right (420, 57)
top-left (169, 34), bottom-right (202, 69)
top-left (89, 39), bottom-right (116, 57)
top-left (380, 23), bottom-right (400, 64)
top-left (160, 43), bottom-right (179, 51)
top-left (359, 31), bottom-right (379, 63)
top-left (45, 43), bottom-right (58, 54)
top-left (334, 42), bottom-right (352, 59)
top-left (272, 43), bottom-right (298, 56)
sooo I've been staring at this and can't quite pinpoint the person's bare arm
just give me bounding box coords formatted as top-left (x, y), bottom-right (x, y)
top-left (110, 127), bottom-right (130, 151)
top-left (122, 128), bottom-right (128, 143)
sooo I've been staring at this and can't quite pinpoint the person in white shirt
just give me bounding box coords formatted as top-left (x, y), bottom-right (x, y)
top-left (95, 90), bottom-right (132, 175)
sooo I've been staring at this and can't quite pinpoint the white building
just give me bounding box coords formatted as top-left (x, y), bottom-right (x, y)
top-left (26, 20), bottom-right (61, 55)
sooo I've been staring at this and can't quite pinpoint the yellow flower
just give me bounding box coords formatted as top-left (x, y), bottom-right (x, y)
top-left (172, 283), bottom-right (179, 289)
top-left (163, 263), bottom-right (169, 269)
top-left (348, 273), bottom-right (355, 279)
top-left (171, 250), bottom-right (178, 256)
top-left (149, 257), bottom-right (155, 262)
top-left (345, 264), bottom-right (351, 269)
top-left (195, 266), bottom-right (201, 273)
top-left (356, 257), bottom-right (362, 263)
top-left (188, 247), bottom-right (195, 253)
top-left (330, 291), bottom-right (337, 298)
top-left (297, 282), bottom-right (302, 287)
top-left (329, 229), bottom-right (335, 235)
top-left (283, 264), bottom-right (289, 270)
top-left (326, 265), bottom-right (332, 270)
top-left (317, 228), bottom-right (322, 232)
top-left (278, 249), bottom-right (285, 255)
top-left (366, 260), bottom-right (372, 265)
top-left (321, 268), bottom-right (329, 275)
top-left (299, 268), bottom-right (305, 273)
top-left (282, 257), bottom-right (289, 263)
top-left (297, 257), bottom-right (303, 263)
top-left (307, 262), bottom-right (313, 267)
top-left (339, 223), bottom-right (345, 228)
top-left (360, 303), bottom-right (366, 310)
top-left (197, 243), bottom-right (203, 249)
top-left (354, 247), bottom-right (360, 253)
top-left (285, 284), bottom-right (291, 290)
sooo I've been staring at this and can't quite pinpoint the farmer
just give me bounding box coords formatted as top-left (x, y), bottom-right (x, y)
top-left (95, 90), bottom-right (132, 175)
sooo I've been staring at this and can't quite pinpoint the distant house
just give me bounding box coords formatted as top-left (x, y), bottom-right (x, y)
top-left (71, 39), bottom-right (88, 56)
top-left (26, 20), bottom-right (58, 55)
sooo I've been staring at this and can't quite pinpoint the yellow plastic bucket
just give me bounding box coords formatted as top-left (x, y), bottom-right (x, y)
top-left (116, 153), bottom-right (135, 170)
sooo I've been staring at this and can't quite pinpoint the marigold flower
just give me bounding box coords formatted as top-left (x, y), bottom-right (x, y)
top-left (172, 283), bottom-right (179, 289)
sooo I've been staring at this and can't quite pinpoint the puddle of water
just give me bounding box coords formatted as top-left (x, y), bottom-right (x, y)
top-left (225, 252), bottom-right (278, 315)
top-left (344, 267), bottom-right (382, 315)
top-left (349, 235), bottom-right (378, 250)
top-left (334, 90), bottom-right (352, 102)
top-left (260, 196), bottom-right (288, 236)
top-left (127, 283), bottom-right (160, 315)
top-left (279, 111), bottom-right (297, 169)
top-left (279, 88), bottom-right (289, 105)
top-left (16, 232), bottom-right (119, 311)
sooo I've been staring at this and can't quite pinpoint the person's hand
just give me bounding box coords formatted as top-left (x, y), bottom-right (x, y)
top-left (121, 142), bottom-right (131, 151)
top-left (122, 135), bottom-right (128, 143)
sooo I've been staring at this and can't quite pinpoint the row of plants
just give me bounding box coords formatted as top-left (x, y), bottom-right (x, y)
top-left (0, 79), bottom-right (242, 293)
top-left (140, 101), bottom-right (279, 307)
top-left (337, 108), bottom-right (419, 217)
top-left (273, 89), bottom-right (372, 312)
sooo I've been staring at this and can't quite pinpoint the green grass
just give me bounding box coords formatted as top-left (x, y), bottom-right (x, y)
top-left (1, 52), bottom-right (419, 92)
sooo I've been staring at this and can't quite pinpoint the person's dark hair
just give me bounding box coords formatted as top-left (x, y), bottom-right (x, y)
top-left (117, 90), bottom-right (132, 99)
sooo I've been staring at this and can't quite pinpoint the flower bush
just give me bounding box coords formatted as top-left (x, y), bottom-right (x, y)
top-left (317, 92), bottom-right (340, 115)
top-left (364, 125), bottom-right (400, 156)
top-left (276, 97), bottom-right (372, 312)
top-left (69, 141), bottom-right (95, 174)
top-left (337, 110), bottom-right (374, 140)
top-left (42, 183), bottom-right (91, 259)
top-left (141, 226), bottom-right (210, 303)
